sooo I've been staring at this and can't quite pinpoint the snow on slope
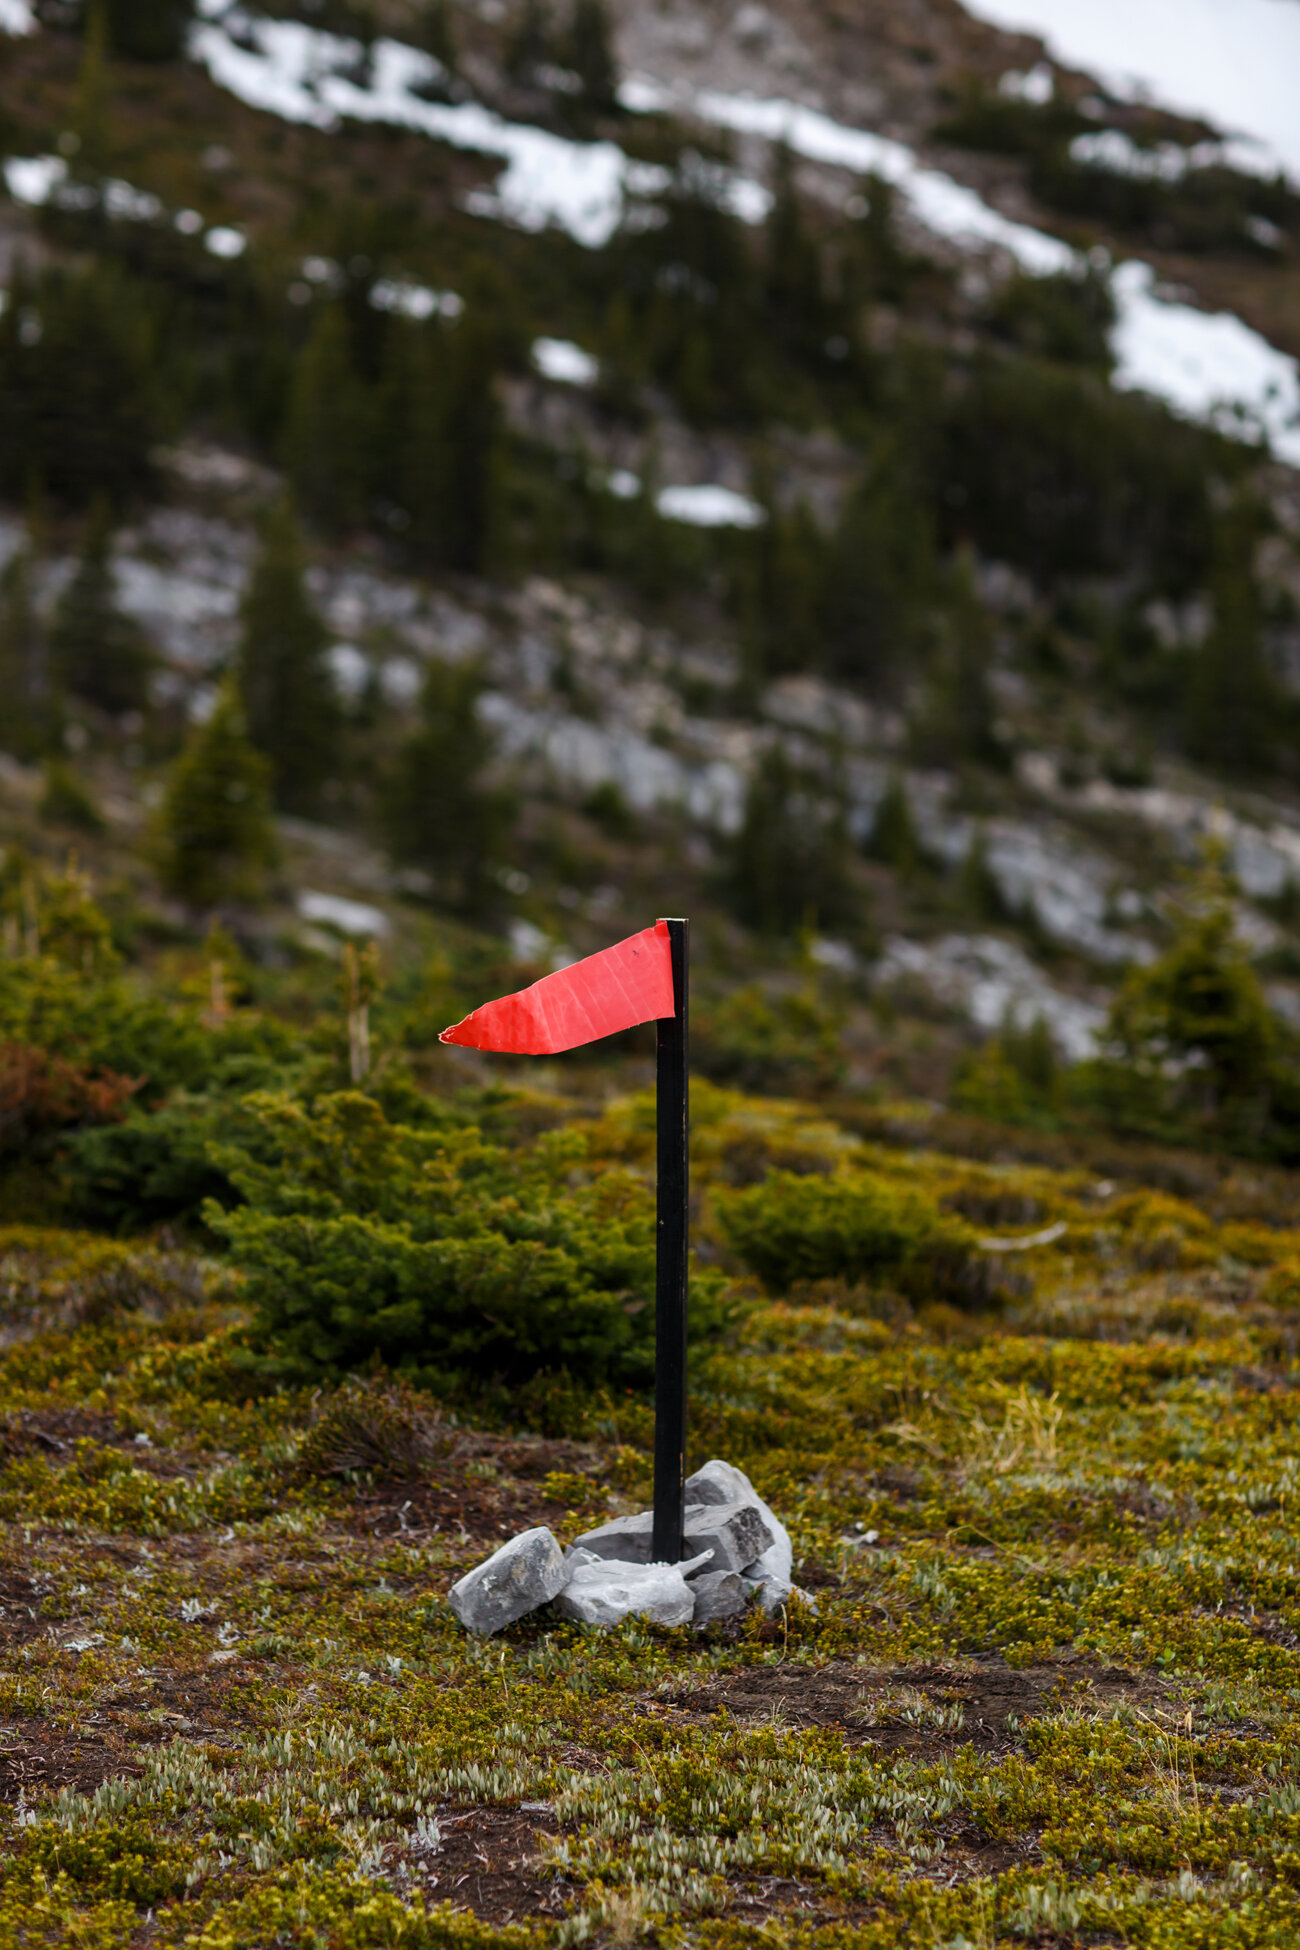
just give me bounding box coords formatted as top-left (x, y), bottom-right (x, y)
top-left (627, 78), bottom-right (1300, 466)
top-left (6, 3), bottom-right (1294, 466)
top-left (181, 8), bottom-right (1300, 466)
top-left (189, 3), bottom-right (685, 247)
top-left (958, 0), bottom-right (1300, 183)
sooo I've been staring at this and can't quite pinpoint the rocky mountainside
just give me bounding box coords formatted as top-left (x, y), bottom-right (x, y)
top-left (2, 0), bottom-right (1300, 1135)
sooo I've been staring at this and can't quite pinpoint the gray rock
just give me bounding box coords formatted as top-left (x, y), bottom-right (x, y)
top-left (567, 1511), bottom-right (656, 1562)
top-left (684, 1500), bottom-right (773, 1575)
top-left (447, 1525), bottom-right (565, 1636)
top-left (572, 1499), bottom-right (772, 1577)
top-left (690, 1570), bottom-right (748, 1627)
top-left (688, 1458), bottom-right (794, 1601)
top-left (555, 1551), bottom-right (711, 1628)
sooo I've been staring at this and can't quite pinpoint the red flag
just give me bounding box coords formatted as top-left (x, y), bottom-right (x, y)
top-left (440, 921), bottom-right (675, 1055)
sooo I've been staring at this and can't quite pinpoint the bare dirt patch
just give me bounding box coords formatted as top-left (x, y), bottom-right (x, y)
top-left (384, 1804), bottom-right (574, 1925)
top-left (347, 1434), bottom-right (611, 1545)
top-left (658, 1658), bottom-right (1154, 1758)
top-left (0, 1719), bottom-right (141, 1802)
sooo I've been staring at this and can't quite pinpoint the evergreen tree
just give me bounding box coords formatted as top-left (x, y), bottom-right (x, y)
top-left (237, 498), bottom-right (341, 815)
top-left (1097, 849), bottom-right (1276, 1144)
top-left (566, 0), bottom-right (617, 111)
top-left (764, 145), bottom-right (826, 356)
top-left (383, 659), bottom-right (511, 916)
top-left (849, 173), bottom-right (910, 305)
top-left (50, 499), bottom-right (152, 716)
top-left (416, 0), bottom-right (457, 69)
top-left (104, 0), bottom-right (194, 61)
top-left (0, 262), bottom-right (159, 509)
top-left (383, 313), bottom-right (502, 576)
top-left (1184, 503), bottom-right (1277, 775)
top-left (506, 0), bottom-right (553, 82)
top-left (39, 759), bottom-right (104, 833)
top-left (157, 684), bottom-right (277, 909)
top-left (730, 745), bottom-right (856, 938)
top-left (71, 0), bottom-right (110, 171)
top-left (283, 306), bottom-right (372, 535)
top-left (824, 446), bottom-right (936, 689)
top-left (866, 772), bottom-right (919, 878)
top-left (0, 551), bottom-right (52, 760)
top-left (911, 551), bottom-right (1002, 769)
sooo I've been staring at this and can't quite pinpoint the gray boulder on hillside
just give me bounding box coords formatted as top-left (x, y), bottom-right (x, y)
top-left (447, 1525), bottom-right (566, 1636)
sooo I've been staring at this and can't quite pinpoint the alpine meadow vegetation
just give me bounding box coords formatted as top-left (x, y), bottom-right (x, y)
top-left (3, 0), bottom-right (1300, 1943)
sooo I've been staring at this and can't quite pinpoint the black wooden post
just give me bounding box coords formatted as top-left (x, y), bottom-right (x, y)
top-left (652, 916), bottom-right (689, 1565)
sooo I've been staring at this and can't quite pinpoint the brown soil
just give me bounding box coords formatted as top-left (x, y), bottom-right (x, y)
top-left (0, 1571), bottom-right (52, 1647)
top-left (383, 1803), bottom-right (574, 1926)
top-left (0, 1720), bottom-right (141, 1802)
top-left (346, 1433), bottom-right (612, 1545)
top-left (656, 1657), bottom-right (1153, 1758)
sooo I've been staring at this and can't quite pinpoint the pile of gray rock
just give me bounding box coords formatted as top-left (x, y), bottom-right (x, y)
top-left (447, 1458), bottom-right (805, 1636)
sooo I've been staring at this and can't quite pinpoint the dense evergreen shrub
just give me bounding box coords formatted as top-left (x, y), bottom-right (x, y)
top-left (209, 1091), bottom-right (728, 1385)
top-left (716, 1165), bottom-right (979, 1301)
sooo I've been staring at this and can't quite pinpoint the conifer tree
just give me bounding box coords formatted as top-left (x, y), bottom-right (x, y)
top-left (0, 552), bottom-right (52, 760)
top-left (71, 0), bottom-right (110, 171)
top-left (236, 498), bottom-right (341, 815)
top-left (730, 746), bottom-right (855, 938)
top-left (0, 262), bottom-right (159, 509)
top-left (158, 684), bottom-right (277, 909)
top-left (104, 0), bottom-right (194, 61)
top-left (50, 499), bottom-right (152, 716)
top-left (764, 145), bottom-right (825, 353)
top-left (383, 660), bottom-right (510, 916)
top-left (506, 0), bottom-right (553, 82)
top-left (283, 307), bottom-right (372, 535)
top-left (567, 0), bottom-right (617, 111)
top-left (1185, 504), bottom-right (1277, 775)
top-left (911, 551), bottom-right (1002, 769)
top-left (824, 447), bottom-right (936, 688)
top-left (866, 772), bottom-right (919, 878)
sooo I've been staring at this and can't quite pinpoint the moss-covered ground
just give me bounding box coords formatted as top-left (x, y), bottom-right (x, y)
top-left (3, 1087), bottom-right (1300, 1948)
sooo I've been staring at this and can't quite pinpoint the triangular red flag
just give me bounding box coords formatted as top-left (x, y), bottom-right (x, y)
top-left (440, 920), bottom-right (675, 1055)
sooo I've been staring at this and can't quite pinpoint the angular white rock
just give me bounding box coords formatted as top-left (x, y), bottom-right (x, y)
top-left (447, 1525), bottom-right (565, 1636)
top-left (686, 1458), bottom-right (794, 1600)
top-left (555, 1550), bottom-right (712, 1628)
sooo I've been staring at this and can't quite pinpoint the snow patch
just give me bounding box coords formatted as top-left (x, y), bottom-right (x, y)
top-left (1111, 261), bottom-right (1300, 459)
top-left (532, 336), bottom-right (600, 385)
top-left (204, 225), bottom-right (247, 258)
top-left (297, 890), bottom-right (390, 937)
top-left (1069, 128), bottom-right (1279, 185)
top-left (626, 81), bottom-right (1300, 465)
top-left (656, 483), bottom-right (765, 528)
top-left (957, 0), bottom-right (1300, 183)
top-left (190, 7), bottom-right (679, 247)
top-left (370, 278), bottom-right (462, 320)
top-left (3, 156), bottom-right (66, 206)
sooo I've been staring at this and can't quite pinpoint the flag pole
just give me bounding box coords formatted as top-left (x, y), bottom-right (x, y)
top-left (652, 916), bottom-right (689, 1565)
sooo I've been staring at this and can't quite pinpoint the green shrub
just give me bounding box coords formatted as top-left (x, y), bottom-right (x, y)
top-left (694, 984), bottom-right (846, 1096)
top-left (715, 1165), bottom-right (979, 1301)
top-left (208, 1091), bottom-right (727, 1386)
